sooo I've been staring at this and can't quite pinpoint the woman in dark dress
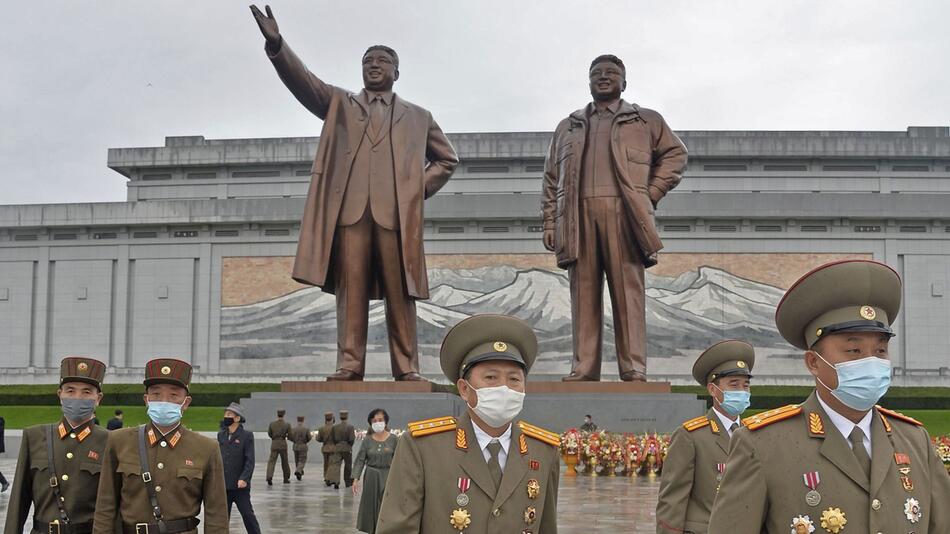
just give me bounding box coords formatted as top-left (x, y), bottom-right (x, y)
top-left (352, 408), bottom-right (399, 534)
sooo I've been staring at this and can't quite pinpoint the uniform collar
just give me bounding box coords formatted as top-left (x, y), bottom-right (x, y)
top-left (58, 419), bottom-right (94, 442)
top-left (816, 391), bottom-right (873, 452)
top-left (711, 406), bottom-right (741, 436)
top-left (470, 417), bottom-right (512, 457)
top-left (147, 422), bottom-right (183, 449)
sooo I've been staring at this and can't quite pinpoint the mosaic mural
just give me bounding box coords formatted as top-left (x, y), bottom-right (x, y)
top-left (219, 253), bottom-right (870, 379)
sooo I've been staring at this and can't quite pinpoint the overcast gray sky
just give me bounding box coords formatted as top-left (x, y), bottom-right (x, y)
top-left (2, 1), bottom-right (948, 205)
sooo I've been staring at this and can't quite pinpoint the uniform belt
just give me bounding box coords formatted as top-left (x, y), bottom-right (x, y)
top-left (32, 520), bottom-right (93, 534)
top-left (122, 518), bottom-right (200, 534)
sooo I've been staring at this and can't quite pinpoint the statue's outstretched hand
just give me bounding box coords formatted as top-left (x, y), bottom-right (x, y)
top-left (250, 5), bottom-right (280, 46)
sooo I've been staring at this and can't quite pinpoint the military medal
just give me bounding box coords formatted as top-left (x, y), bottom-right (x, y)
top-left (456, 477), bottom-right (471, 507)
top-left (449, 508), bottom-right (471, 531)
top-left (790, 515), bottom-right (816, 534)
top-left (802, 471), bottom-right (821, 507)
top-left (524, 506), bottom-right (537, 525)
top-left (529, 460), bottom-right (540, 471)
top-left (901, 475), bottom-right (914, 491)
top-left (526, 479), bottom-right (540, 499)
top-left (716, 463), bottom-right (725, 481)
top-left (904, 497), bottom-right (921, 523)
top-left (819, 507), bottom-right (846, 534)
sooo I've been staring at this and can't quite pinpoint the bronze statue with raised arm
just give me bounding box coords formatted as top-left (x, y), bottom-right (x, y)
top-left (541, 54), bottom-right (687, 382)
top-left (250, 5), bottom-right (459, 381)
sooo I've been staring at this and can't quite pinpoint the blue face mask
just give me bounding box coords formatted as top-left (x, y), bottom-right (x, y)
top-left (814, 352), bottom-right (892, 412)
top-left (714, 385), bottom-right (751, 417)
top-left (147, 400), bottom-right (185, 427)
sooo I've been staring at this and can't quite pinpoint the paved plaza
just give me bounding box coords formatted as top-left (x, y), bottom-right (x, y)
top-left (0, 457), bottom-right (661, 532)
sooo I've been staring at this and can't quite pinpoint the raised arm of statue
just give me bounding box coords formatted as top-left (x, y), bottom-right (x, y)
top-left (250, 4), bottom-right (335, 119)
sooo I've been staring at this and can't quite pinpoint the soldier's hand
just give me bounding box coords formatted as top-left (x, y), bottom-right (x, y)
top-left (352, 479), bottom-right (361, 495)
top-left (237, 479), bottom-right (248, 489)
top-left (542, 229), bottom-right (555, 252)
top-left (249, 5), bottom-right (280, 46)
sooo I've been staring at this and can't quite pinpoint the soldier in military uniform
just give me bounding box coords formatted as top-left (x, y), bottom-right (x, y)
top-left (316, 411), bottom-right (336, 486)
top-left (93, 358), bottom-right (228, 534)
top-left (4, 357), bottom-right (108, 534)
top-left (656, 340), bottom-right (755, 534)
top-left (290, 415), bottom-right (312, 481)
top-left (708, 260), bottom-right (950, 534)
top-left (266, 409), bottom-right (291, 485)
top-left (331, 410), bottom-right (356, 488)
top-left (377, 314), bottom-right (560, 534)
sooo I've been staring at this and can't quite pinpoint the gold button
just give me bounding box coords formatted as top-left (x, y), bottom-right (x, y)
top-left (66, 452), bottom-right (74, 459)
top-left (69, 433), bottom-right (76, 439)
top-left (871, 499), bottom-right (881, 510)
top-left (61, 474), bottom-right (69, 481)
top-left (157, 462), bottom-right (164, 469)
top-left (160, 441), bottom-right (167, 448)
top-left (155, 485), bottom-right (162, 492)
top-left (492, 509), bottom-right (500, 517)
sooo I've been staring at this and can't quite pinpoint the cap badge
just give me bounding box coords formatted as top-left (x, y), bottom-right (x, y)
top-left (859, 306), bottom-right (876, 320)
top-left (161, 366), bottom-right (172, 375)
top-left (77, 362), bottom-right (89, 373)
top-left (493, 341), bottom-right (508, 353)
top-left (737, 361), bottom-right (747, 369)
top-left (815, 328), bottom-right (823, 338)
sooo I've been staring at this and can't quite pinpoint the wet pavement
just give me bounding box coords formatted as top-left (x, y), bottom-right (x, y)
top-left (0, 457), bottom-right (661, 532)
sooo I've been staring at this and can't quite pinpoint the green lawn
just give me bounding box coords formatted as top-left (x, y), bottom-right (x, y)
top-left (1, 406), bottom-right (227, 432)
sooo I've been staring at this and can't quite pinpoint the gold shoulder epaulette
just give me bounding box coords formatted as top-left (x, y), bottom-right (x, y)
top-left (743, 404), bottom-right (802, 431)
top-left (518, 421), bottom-right (560, 447)
top-left (876, 406), bottom-right (923, 427)
top-left (683, 416), bottom-right (711, 432)
top-left (408, 416), bottom-right (457, 437)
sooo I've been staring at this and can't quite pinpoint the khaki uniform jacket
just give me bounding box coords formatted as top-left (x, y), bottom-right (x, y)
top-left (266, 39), bottom-right (459, 299)
top-left (541, 99), bottom-right (687, 268)
top-left (708, 392), bottom-right (950, 534)
top-left (92, 423), bottom-right (228, 534)
top-left (268, 420), bottom-right (291, 451)
top-left (376, 413), bottom-right (560, 534)
top-left (331, 422), bottom-right (355, 453)
top-left (656, 409), bottom-right (734, 534)
top-left (3, 420), bottom-right (108, 534)
top-left (316, 423), bottom-right (336, 453)
top-left (290, 425), bottom-right (312, 452)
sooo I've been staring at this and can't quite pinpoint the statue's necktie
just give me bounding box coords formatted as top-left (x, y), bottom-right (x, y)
top-left (369, 96), bottom-right (385, 139)
top-left (487, 440), bottom-right (503, 491)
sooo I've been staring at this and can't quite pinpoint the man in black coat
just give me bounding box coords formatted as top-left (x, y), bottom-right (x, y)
top-left (0, 414), bottom-right (7, 492)
top-left (217, 402), bottom-right (262, 534)
top-left (105, 409), bottom-right (124, 430)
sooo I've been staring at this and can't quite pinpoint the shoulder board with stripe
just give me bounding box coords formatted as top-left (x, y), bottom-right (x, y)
top-left (408, 416), bottom-right (457, 437)
top-left (682, 416), bottom-right (711, 432)
top-left (518, 421), bottom-right (560, 447)
top-left (743, 404), bottom-right (802, 431)
top-left (876, 406), bottom-right (923, 427)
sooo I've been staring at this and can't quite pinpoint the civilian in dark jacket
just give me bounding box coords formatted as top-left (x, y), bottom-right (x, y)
top-left (0, 415), bottom-right (7, 492)
top-left (217, 402), bottom-right (262, 534)
top-left (105, 409), bottom-right (124, 430)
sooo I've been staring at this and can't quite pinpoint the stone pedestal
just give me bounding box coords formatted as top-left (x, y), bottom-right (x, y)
top-left (240, 381), bottom-right (704, 434)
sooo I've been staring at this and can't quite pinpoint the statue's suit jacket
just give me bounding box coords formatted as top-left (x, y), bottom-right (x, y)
top-left (266, 40), bottom-right (459, 299)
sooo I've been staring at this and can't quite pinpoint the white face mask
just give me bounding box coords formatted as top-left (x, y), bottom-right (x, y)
top-left (371, 421), bottom-right (386, 433)
top-left (465, 381), bottom-right (525, 428)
